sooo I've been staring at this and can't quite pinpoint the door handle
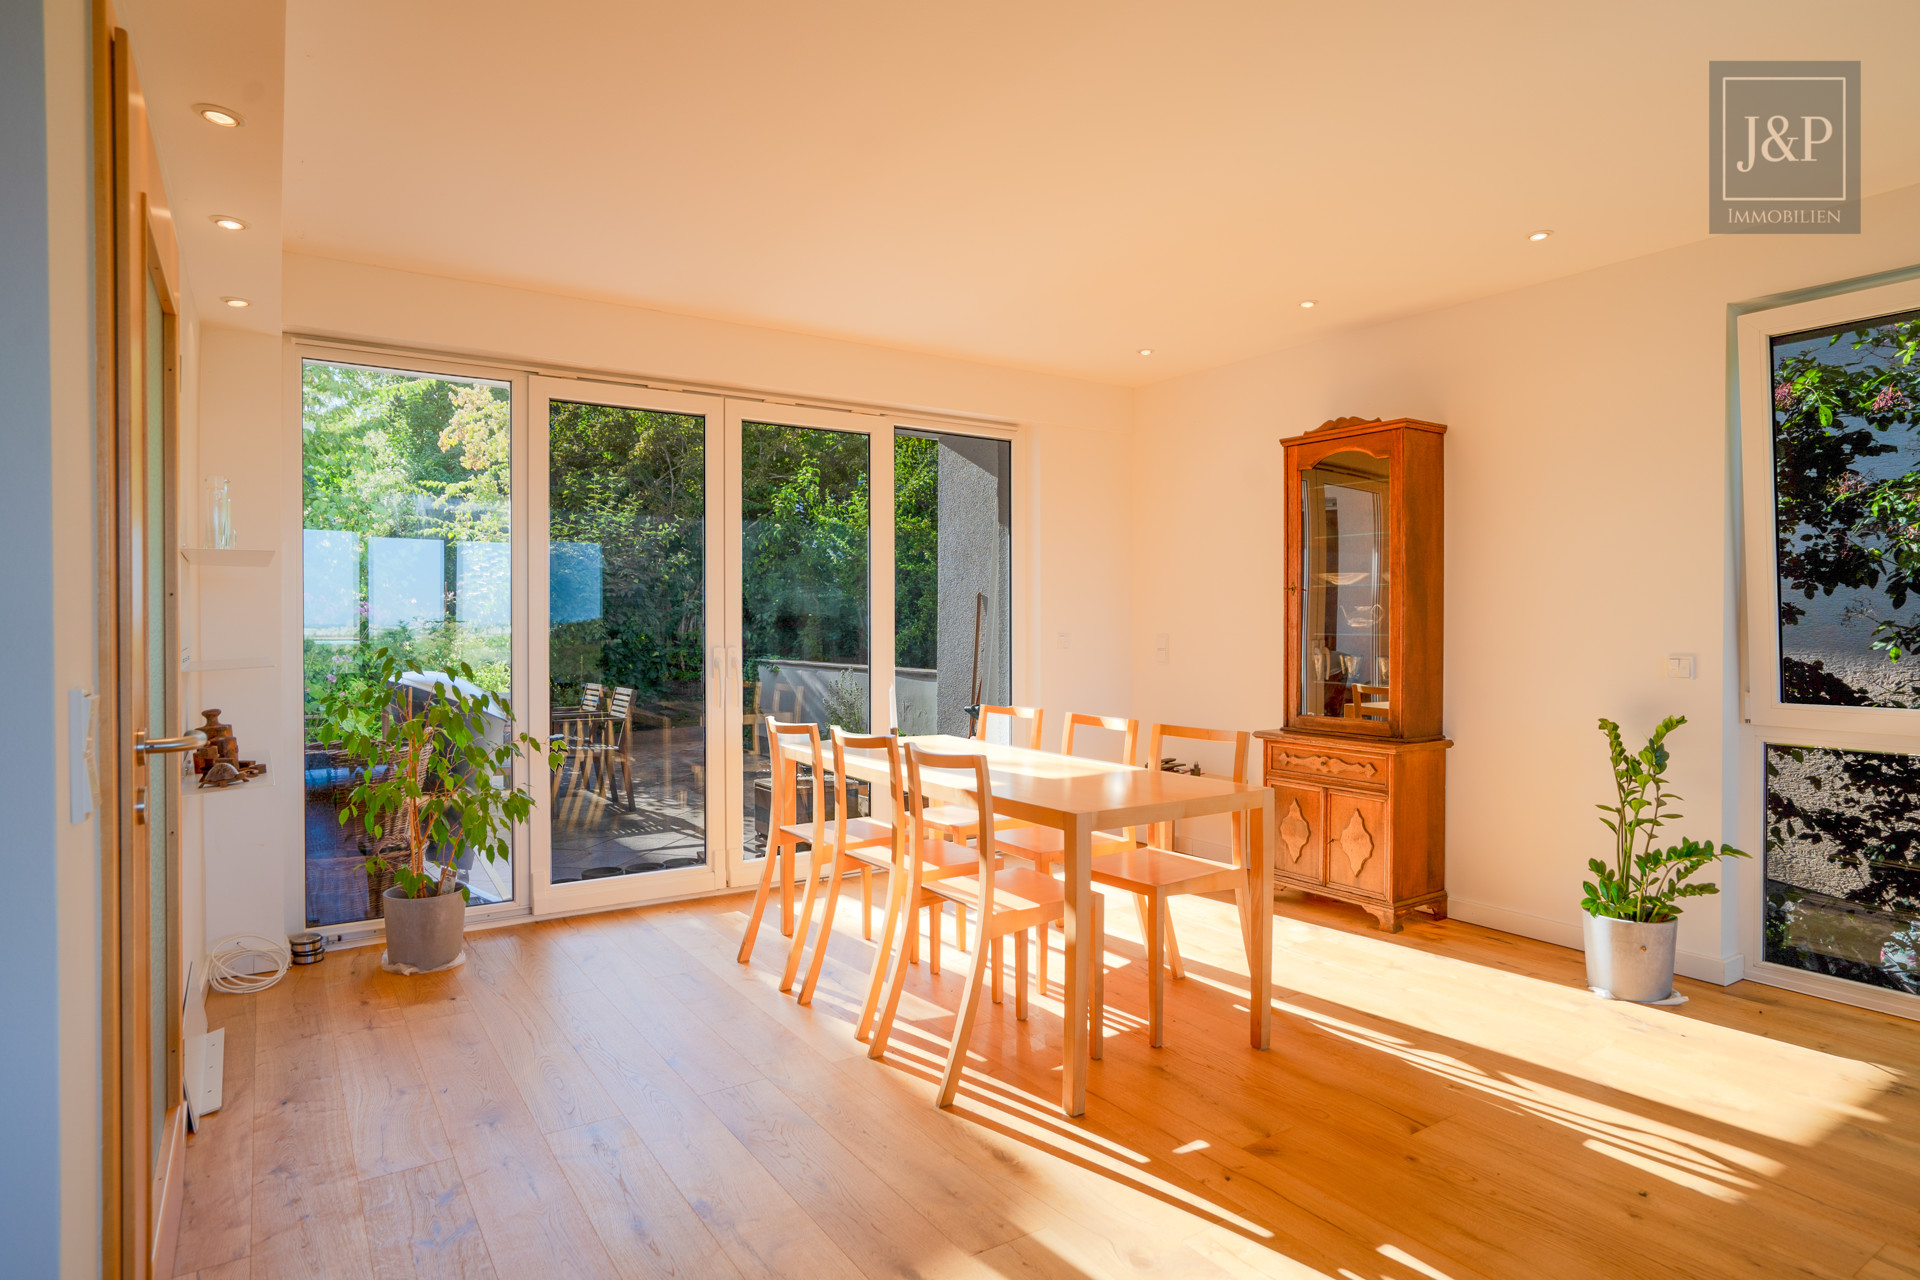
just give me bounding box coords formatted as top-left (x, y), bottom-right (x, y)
top-left (134, 729), bottom-right (207, 756)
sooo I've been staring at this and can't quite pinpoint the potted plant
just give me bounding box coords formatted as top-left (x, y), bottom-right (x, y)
top-left (1583, 715), bottom-right (1748, 1002)
top-left (319, 647), bottom-right (559, 972)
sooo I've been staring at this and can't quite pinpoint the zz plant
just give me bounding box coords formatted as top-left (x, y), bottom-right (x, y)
top-left (319, 646), bottom-right (561, 900)
top-left (1585, 714), bottom-right (1748, 924)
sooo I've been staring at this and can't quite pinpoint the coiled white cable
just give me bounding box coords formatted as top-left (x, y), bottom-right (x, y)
top-left (206, 932), bottom-right (292, 994)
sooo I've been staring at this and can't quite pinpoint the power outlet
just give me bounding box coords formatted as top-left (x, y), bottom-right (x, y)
top-left (1056, 631), bottom-right (1071, 650)
top-left (1665, 654), bottom-right (1696, 680)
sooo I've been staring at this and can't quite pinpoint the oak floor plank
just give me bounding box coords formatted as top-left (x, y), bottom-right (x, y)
top-left (406, 1011), bottom-right (621, 1280)
top-left (559, 915), bottom-right (764, 1096)
top-left (458, 953), bottom-right (623, 1136)
top-left (336, 1022), bottom-right (454, 1181)
top-left (172, 994), bottom-right (257, 1276)
top-left (547, 1117), bottom-right (744, 1280)
top-left (362, 1158), bottom-right (496, 1280)
top-left (551, 986), bottom-right (866, 1280)
top-left (704, 1076), bottom-right (997, 1279)
top-left (179, 890), bottom-right (1920, 1280)
top-left (248, 1013), bottom-right (375, 1279)
top-left (179, 1259), bottom-right (253, 1280)
top-left (655, 960), bottom-right (1030, 1256)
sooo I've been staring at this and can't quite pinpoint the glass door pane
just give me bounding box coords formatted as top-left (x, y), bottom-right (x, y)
top-left (893, 429), bottom-right (1012, 735)
top-left (530, 378), bottom-right (723, 912)
top-left (1299, 449), bottom-right (1390, 722)
top-left (300, 359), bottom-right (516, 925)
top-left (739, 419), bottom-right (872, 859)
top-left (547, 399), bottom-right (709, 885)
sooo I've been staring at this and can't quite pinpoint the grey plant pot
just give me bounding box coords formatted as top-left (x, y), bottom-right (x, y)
top-left (382, 884), bottom-right (466, 972)
top-left (1582, 910), bottom-right (1678, 1002)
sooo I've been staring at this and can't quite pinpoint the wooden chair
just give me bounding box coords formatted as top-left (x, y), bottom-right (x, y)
top-left (780, 727), bottom-right (899, 1001)
top-left (991, 712), bottom-right (1141, 988)
top-left (869, 743), bottom-right (1104, 1108)
top-left (1088, 724), bottom-right (1253, 1048)
top-left (736, 718), bottom-right (872, 964)
top-left (917, 704), bottom-right (1046, 847)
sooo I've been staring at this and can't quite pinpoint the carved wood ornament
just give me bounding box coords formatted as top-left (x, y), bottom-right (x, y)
top-left (1337, 809), bottom-right (1374, 877)
top-left (1279, 801), bottom-right (1311, 863)
top-left (1279, 751), bottom-right (1379, 781)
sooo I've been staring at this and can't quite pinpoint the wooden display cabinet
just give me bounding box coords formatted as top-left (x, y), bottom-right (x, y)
top-left (1257, 416), bottom-right (1450, 931)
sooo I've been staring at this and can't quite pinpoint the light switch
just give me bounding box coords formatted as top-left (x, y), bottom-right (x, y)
top-left (1155, 633), bottom-right (1170, 665)
top-left (1665, 654), bottom-right (1696, 680)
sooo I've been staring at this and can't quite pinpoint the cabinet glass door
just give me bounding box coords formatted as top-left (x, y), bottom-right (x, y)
top-left (1299, 449), bottom-right (1390, 723)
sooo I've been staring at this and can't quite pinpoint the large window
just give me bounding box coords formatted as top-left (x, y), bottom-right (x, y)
top-left (1742, 289), bottom-right (1920, 1010)
top-left (301, 359), bottom-right (515, 925)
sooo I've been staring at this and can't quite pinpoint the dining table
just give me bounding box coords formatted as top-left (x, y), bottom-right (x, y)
top-left (837, 733), bottom-right (1275, 1117)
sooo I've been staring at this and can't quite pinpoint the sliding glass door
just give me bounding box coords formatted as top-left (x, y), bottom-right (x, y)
top-left (530, 379), bottom-right (728, 911)
top-left (308, 353), bottom-right (1015, 920)
top-left (725, 402), bottom-right (891, 886)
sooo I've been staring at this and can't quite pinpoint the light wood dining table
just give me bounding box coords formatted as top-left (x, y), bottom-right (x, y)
top-left (837, 733), bottom-right (1275, 1117)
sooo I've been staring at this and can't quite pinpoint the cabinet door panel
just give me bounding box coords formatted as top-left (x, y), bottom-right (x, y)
top-left (1324, 791), bottom-right (1388, 898)
top-left (1271, 783), bottom-right (1326, 885)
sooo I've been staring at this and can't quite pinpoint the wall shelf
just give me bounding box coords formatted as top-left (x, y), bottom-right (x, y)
top-left (182, 656), bottom-right (275, 672)
top-left (181, 547), bottom-right (275, 568)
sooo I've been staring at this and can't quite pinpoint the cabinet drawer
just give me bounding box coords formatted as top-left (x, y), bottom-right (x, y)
top-left (1324, 791), bottom-right (1388, 899)
top-left (1265, 742), bottom-right (1387, 788)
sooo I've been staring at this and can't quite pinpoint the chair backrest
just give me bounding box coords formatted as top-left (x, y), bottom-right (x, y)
top-left (766, 717), bottom-right (825, 848)
top-left (1061, 712), bottom-right (1139, 766)
top-left (608, 686), bottom-right (635, 726)
top-left (582, 681), bottom-right (605, 711)
top-left (1146, 723), bottom-right (1251, 863)
top-left (976, 704), bottom-right (1044, 750)
top-left (904, 743), bottom-right (996, 917)
top-left (832, 729), bottom-right (900, 864)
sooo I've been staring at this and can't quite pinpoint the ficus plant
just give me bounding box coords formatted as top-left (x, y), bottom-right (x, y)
top-left (1585, 715), bottom-right (1749, 924)
top-left (319, 646), bottom-right (562, 900)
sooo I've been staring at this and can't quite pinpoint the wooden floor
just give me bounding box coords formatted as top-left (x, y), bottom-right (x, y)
top-left (170, 885), bottom-right (1920, 1280)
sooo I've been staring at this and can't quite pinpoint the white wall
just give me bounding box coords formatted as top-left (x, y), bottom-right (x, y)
top-left (1131, 182), bottom-right (1920, 980)
top-left (193, 326), bottom-right (301, 944)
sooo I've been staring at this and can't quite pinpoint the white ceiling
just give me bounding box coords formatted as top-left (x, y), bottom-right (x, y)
top-left (154, 1), bottom-right (1920, 383)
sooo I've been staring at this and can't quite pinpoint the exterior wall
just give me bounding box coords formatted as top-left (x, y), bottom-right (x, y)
top-left (1131, 181), bottom-right (1920, 982)
top-left (935, 435), bottom-right (1014, 735)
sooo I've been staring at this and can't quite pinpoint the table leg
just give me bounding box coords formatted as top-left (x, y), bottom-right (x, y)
top-left (1061, 816), bottom-right (1091, 1117)
top-left (1248, 793), bottom-right (1274, 1050)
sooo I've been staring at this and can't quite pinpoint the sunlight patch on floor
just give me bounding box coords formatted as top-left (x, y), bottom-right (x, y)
top-left (1171, 898), bottom-right (1899, 1148)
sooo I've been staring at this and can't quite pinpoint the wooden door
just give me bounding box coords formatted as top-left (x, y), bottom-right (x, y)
top-left (99, 16), bottom-right (194, 1276)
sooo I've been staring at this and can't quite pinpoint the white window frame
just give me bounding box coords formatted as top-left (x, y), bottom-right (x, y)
top-left (1735, 278), bottom-right (1920, 1020)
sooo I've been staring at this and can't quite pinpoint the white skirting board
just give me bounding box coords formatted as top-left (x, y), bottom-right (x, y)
top-left (183, 1027), bottom-right (225, 1128)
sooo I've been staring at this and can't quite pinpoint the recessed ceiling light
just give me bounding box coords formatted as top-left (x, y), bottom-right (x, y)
top-left (222, 297), bottom-right (250, 308)
top-left (1299, 300), bottom-right (1317, 309)
top-left (194, 103), bottom-right (244, 128)
top-left (1528, 229), bottom-right (1553, 241)
top-left (1138, 348), bottom-right (1153, 356)
top-left (210, 215), bottom-right (247, 231)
